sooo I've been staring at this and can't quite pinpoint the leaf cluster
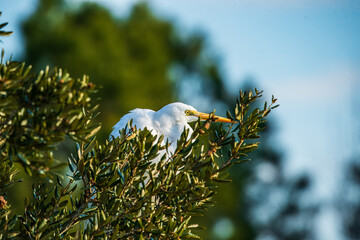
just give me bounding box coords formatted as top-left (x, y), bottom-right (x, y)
top-left (5, 87), bottom-right (275, 239)
top-left (0, 7), bottom-right (280, 239)
top-left (0, 60), bottom-right (100, 180)
top-left (0, 54), bottom-right (277, 238)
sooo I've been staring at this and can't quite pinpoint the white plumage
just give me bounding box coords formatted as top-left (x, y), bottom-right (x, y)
top-left (110, 102), bottom-right (232, 162)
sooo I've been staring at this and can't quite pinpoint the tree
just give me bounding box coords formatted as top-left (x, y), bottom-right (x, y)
top-left (23, 1), bottom-right (175, 137)
top-left (15, 1), bottom-right (318, 239)
top-left (0, 10), bottom-right (278, 239)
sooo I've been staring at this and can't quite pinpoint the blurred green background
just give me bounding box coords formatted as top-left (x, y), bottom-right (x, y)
top-left (2, 0), bottom-right (360, 239)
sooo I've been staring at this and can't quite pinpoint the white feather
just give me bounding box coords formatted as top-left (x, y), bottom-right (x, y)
top-left (110, 102), bottom-right (198, 163)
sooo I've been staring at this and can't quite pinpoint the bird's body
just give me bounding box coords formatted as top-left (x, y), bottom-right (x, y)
top-left (110, 102), bottom-right (232, 163)
top-left (110, 103), bottom-right (198, 154)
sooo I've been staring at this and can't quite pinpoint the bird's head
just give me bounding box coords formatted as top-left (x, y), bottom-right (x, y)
top-left (158, 102), bottom-right (233, 124)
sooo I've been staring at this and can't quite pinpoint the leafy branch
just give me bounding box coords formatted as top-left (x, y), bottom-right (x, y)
top-left (0, 14), bottom-right (277, 238)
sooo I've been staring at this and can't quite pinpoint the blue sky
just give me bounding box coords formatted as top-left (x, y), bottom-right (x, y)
top-left (2, 1), bottom-right (360, 239)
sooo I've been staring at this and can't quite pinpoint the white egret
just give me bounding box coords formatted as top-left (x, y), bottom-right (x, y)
top-left (110, 102), bottom-right (233, 162)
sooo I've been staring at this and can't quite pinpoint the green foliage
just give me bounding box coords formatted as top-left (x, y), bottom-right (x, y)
top-left (0, 60), bottom-right (100, 179)
top-left (0, 3), bottom-right (281, 239)
top-left (0, 56), bottom-right (276, 239)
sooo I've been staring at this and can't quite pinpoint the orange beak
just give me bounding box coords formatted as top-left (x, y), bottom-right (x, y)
top-left (196, 112), bottom-right (234, 123)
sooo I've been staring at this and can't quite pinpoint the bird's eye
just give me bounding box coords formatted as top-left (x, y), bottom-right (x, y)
top-left (185, 110), bottom-right (196, 116)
